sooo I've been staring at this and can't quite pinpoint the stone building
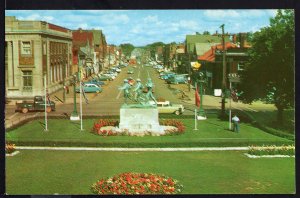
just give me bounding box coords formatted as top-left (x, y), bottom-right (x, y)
top-left (5, 16), bottom-right (73, 99)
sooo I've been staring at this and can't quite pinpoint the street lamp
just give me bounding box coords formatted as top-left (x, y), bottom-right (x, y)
top-left (70, 73), bottom-right (79, 121)
top-left (196, 72), bottom-right (207, 120)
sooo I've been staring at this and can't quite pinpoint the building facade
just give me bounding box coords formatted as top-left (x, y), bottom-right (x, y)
top-left (5, 16), bottom-right (73, 99)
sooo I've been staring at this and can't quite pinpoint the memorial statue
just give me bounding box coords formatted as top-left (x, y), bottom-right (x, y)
top-left (119, 79), bottom-right (132, 104)
top-left (145, 78), bottom-right (157, 104)
top-left (133, 78), bottom-right (144, 102)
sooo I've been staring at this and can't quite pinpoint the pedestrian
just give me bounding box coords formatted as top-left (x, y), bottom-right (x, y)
top-left (232, 114), bottom-right (240, 132)
top-left (66, 85), bottom-right (69, 94)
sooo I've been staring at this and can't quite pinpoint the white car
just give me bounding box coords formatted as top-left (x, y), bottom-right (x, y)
top-left (103, 73), bottom-right (116, 79)
top-left (149, 100), bottom-right (184, 115)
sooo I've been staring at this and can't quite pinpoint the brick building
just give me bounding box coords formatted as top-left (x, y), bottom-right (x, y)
top-left (5, 16), bottom-right (73, 99)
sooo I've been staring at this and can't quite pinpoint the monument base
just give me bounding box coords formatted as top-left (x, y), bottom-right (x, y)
top-left (117, 104), bottom-right (165, 135)
top-left (197, 115), bottom-right (207, 120)
top-left (70, 116), bottom-right (80, 121)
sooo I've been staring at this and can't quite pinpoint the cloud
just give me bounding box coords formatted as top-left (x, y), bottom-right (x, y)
top-left (18, 14), bottom-right (54, 22)
top-left (143, 15), bottom-right (158, 23)
top-left (100, 14), bottom-right (129, 24)
top-left (204, 10), bottom-right (240, 18)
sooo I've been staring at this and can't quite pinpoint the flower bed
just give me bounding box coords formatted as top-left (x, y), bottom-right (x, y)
top-left (6, 143), bottom-right (16, 154)
top-left (92, 119), bottom-right (119, 136)
top-left (91, 172), bottom-right (183, 195)
top-left (91, 119), bottom-right (185, 136)
top-left (160, 119), bottom-right (185, 134)
top-left (248, 145), bottom-right (295, 156)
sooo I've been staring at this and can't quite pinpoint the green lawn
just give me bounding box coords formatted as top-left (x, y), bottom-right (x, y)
top-left (6, 117), bottom-right (293, 147)
top-left (245, 109), bottom-right (295, 134)
top-left (6, 150), bottom-right (295, 194)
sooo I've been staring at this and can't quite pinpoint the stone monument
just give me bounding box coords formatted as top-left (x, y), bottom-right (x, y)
top-left (116, 77), bottom-right (165, 135)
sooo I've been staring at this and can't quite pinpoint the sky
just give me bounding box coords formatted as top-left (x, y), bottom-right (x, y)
top-left (5, 10), bottom-right (278, 46)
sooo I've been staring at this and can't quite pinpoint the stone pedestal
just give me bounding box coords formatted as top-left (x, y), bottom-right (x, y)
top-left (117, 104), bottom-right (164, 134)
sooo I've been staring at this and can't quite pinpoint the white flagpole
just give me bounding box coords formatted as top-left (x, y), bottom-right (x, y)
top-left (80, 72), bottom-right (83, 131)
top-left (229, 81), bottom-right (232, 130)
top-left (194, 109), bottom-right (198, 130)
top-left (44, 74), bottom-right (48, 131)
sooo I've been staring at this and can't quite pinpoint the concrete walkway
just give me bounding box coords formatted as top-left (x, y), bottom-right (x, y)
top-left (16, 146), bottom-right (249, 151)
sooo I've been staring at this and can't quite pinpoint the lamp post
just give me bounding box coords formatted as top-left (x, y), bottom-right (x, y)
top-left (70, 73), bottom-right (79, 120)
top-left (196, 72), bottom-right (207, 119)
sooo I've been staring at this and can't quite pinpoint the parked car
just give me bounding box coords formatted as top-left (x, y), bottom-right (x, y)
top-left (166, 74), bottom-right (188, 84)
top-left (87, 79), bottom-right (105, 86)
top-left (103, 73), bottom-right (116, 80)
top-left (76, 83), bottom-right (102, 93)
top-left (16, 96), bottom-right (56, 113)
top-left (149, 100), bottom-right (184, 115)
top-left (160, 72), bottom-right (175, 80)
top-left (98, 75), bottom-right (113, 81)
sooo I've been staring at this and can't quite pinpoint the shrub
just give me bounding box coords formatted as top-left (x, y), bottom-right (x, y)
top-left (6, 143), bottom-right (16, 154)
top-left (91, 172), bottom-right (183, 195)
top-left (248, 145), bottom-right (295, 156)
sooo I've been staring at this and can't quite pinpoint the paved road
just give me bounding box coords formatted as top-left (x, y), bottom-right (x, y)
top-left (5, 64), bottom-right (277, 128)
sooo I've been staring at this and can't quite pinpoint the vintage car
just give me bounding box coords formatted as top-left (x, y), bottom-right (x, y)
top-left (76, 83), bottom-right (102, 93)
top-left (166, 74), bottom-right (188, 84)
top-left (87, 79), bottom-right (105, 86)
top-left (149, 100), bottom-right (184, 115)
top-left (16, 96), bottom-right (56, 113)
top-left (97, 74), bottom-right (113, 81)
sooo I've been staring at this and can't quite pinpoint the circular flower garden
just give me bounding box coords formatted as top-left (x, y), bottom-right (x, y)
top-left (91, 172), bottom-right (183, 194)
top-left (91, 119), bottom-right (185, 136)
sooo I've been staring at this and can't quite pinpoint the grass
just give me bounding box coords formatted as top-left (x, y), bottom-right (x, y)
top-left (245, 109), bottom-right (295, 134)
top-left (5, 150), bottom-right (295, 194)
top-left (5, 116), bottom-right (293, 147)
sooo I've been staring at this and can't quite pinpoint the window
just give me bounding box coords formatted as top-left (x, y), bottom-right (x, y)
top-left (21, 41), bottom-right (31, 55)
top-left (43, 43), bottom-right (47, 55)
top-left (238, 62), bottom-right (245, 71)
top-left (22, 71), bottom-right (32, 91)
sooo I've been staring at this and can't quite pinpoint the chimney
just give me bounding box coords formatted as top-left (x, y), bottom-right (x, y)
top-left (239, 33), bottom-right (246, 48)
top-left (233, 34), bottom-right (237, 43)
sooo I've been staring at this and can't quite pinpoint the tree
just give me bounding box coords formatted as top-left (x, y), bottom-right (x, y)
top-left (119, 43), bottom-right (135, 57)
top-left (239, 9), bottom-right (294, 123)
top-left (203, 31), bottom-right (210, 35)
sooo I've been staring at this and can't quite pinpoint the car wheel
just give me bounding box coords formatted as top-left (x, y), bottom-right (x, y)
top-left (175, 110), bottom-right (180, 115)
top-left (96, 90), bottom-right (100, 93)
top-left (46, 107), bottom-right (52, 113)
top-left (22, 108), bottom-right (29, 114)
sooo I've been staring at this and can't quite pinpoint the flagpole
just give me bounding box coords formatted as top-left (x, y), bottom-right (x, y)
top-left (44, 74), bottom-right (48, 131)
top-left (229, 81), bottom-right (232, 130)
top-left (194, 109), bottom-right (198, 130)
top-left (80, 70), bottom-right (83, 131)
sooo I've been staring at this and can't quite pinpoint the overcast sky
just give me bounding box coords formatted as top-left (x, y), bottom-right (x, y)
top-left (5, 10), bottom-right (277, 46)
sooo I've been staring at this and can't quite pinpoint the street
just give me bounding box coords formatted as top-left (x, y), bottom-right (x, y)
top-left (5, 63), bottom-right (276, 128)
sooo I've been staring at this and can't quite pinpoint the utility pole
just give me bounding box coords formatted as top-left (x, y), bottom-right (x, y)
top-left (108, 46), bottom-right (111, 68)
top-left (63, 49), bottom-right (66, 103)
top-left (188, 53), bottom-right (191, 92)
top-left (220, 24), bottom-right (227, 116)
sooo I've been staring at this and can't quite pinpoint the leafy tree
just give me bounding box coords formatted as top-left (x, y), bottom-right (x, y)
top-left (203, 31), bottom-right (210, 35)
top-left (239, 9), bottom-right (294, 123)
top-left (119, 43), bottom-right (135, 57)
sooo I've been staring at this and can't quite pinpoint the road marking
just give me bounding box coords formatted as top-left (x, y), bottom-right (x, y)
top-left (7, 112), bottom-right (19, 120)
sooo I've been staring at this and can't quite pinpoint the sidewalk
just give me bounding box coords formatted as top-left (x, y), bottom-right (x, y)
top-left (16, 146), bottom-right (249, 151)
top-left (169, 83), bottom-right (276, 112)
